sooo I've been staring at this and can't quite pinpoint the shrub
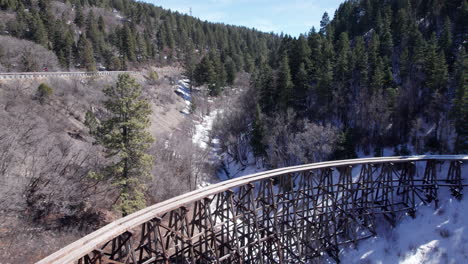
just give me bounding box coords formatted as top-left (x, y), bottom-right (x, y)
top-left (148, 71), bottom-right (159, 81)
top-left (36, 83), bottom-right (53, 104)
top-left (84, 110), bottom-right (99, 135)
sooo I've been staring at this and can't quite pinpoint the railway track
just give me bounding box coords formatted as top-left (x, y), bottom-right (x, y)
top-left (36, 155), bottom-right (467, 264)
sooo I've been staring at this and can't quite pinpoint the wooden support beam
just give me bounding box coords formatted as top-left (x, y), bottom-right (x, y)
top-left (40, 156), bottom-right (467, 264)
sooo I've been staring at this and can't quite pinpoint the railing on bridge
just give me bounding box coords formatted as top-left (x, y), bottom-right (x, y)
top-left (0, 71), bottom-right (140, 79)
top-left (38, 156), bottom-right (466, 264)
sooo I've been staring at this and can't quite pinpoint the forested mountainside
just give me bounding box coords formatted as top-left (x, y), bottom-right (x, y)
top-left (0, 0), bottom-right (278, 76)
top-left (0, 0), bottom-right (466, 262)
top-left (215, 0), bottom-right (467, 169)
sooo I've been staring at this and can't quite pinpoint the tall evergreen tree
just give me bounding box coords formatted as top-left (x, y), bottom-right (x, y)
top-left (316, 37), bottom-right (334, 110)
top-left (276, 52), bottom-right (293, 112)
top-left (319, 12), bottom-right (330, 35)
top-left (86, 10), bottom-right (103, 57)
top-left (182, 41), bottom-right (196, 90)
top-left (250, 104), bottom-right (266, 159)
top-left (352, 36), bottom-right (368, 90)
top-left (122, 24), bottom-right (136, 61)
top-left (97, 74), bottom-right (154, 216)
top-left (293, 62), bottom-right (310, 113)
top-left (74, 6), bottom-right (85, 28)
top-left (98, 15), bottom-right (105, 32)
top-left (439, 17), bottom-right (453, 61)
top-left (30, 11), bottom-right (48, 47)
top-left (452, 49), bottom-right (467, 153)
top-left (290, 35), bottom-right (311, 79)
top-left (77, 34), bottom-right (96, 71)
top-left (258, 63), bottom-right (275, 114)
top-left (225, 56), bottom-right (237, 86)
top-left (424, 34), bottom-right (448, 92)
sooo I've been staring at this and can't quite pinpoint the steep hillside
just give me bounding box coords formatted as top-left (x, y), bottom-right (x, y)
top-left (0, 68), bottom-right (215, 262)
top-left (0, 0), bottom-right (278, 74)
top-left (215, 0), bottom-right (467, 171)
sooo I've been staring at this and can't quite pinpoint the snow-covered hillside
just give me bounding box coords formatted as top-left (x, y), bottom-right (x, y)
top-left (340, 197), bottom-right (468, 263)
top-left (187, 82), bottom-right (467, 264)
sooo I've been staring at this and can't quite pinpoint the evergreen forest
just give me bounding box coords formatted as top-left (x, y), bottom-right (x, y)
top-left (0, 0), bottom-right (466, 163)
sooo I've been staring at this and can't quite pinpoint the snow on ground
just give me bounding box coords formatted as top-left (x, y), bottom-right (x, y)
top-left (192, 109), bottom-right (220, 149)
top-left (217, 152), bottom-right (266, 181)
top-left (340, 197), bottom-right (468, 263)
top-left (186, 84), bottom-right (467, 264)
top-left (191, 108), bottom-right (224, 188)
top-left (217, 142), bottom-right (468, 263)
top-left (175, 79), bottom-right (192, 114)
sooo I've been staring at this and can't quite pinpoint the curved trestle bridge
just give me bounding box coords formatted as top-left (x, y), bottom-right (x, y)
top-left (38, 155), bottom-right (467, 264)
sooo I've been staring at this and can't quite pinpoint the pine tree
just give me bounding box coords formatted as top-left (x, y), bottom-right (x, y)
top-left (250, 104), bottom-right (266, 159)
top-left (400, 46), bottom-right (410, 80)
top-left (316, 37), bottom-right (334, 110)
top-left (212, 51), bottom-right (227, 92)
top-left (86, 10), bottom-right (100, 53)
top-left (424, 34), bottom-right (448, 92)
top-left (122, 24), bottom-right (136, 61)
top-left (290, 35), bottom-right (311, 79)
top-left (225, 56), bottom-right (237, 86)
top-left (136, 33), bottom-right (148, 61)
top-left (77, 34), bottom-right (96, 71)
top-left (394, 8), bottom-right (409, 45)
top-left (452, 49), bottom-right (467, 153)
top-left (319, 12), bottom-right (330, 35)
top-left (31, 11), bottom-right (48, 47)
top-left (183, 41), bottom-right (196, 90)
top-left (38, 0), bottom-right (54, 30)
top-left (98, 15), bottom-right (105, 32)
top-left (334, 32), bottom-right (352, 125)
top-left (370, 56), bottom-right (385, 91)
top-left (368, 33), bottom-right (380, 72)
top-left (352, 36), bottom-right (368, 89)
top-left (0, 0), bottom-right (18, 10)
top-left (163, 20), bottom-right (175, 50)
top-left (335, 32), bottom-right (351, 82)
top-left (380, 16), bottom-right (393, 60)
top-left (439, 17), bottom-right (453, 61)
top-left (74, 6), bottom-right (85, 28)
top-left (84, 110), bottom-right (99, 135)
top-left (193, 55), bottom-right (212, 86)
top-left (258, 63), bottom-right (275, 114)
top-left (409, 25), bottom-right (426, 71)
top-left (276, 52), bottom-right (293, 112)
top-left (307, 31), bottom-right (322, 84)
top-left (293, 62), bottom-right (310, 113)
top-left (97, 74), bottom-right (154, 216)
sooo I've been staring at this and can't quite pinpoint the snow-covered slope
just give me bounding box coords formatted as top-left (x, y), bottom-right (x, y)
top-left (340, 197), bottom-right (468, 263)
top-left (188, 85), bottom-right (467, 264)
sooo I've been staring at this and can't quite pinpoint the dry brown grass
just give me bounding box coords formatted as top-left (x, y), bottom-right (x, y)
top-left (0, 67), bottom-right (219, 262)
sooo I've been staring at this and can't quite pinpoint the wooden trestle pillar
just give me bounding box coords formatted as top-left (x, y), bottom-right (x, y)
top-left (69, 158), bottom-right (465, 264)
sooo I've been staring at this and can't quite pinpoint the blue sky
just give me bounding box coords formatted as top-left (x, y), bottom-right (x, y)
top-left (145, 0), bottom-right (343, 37)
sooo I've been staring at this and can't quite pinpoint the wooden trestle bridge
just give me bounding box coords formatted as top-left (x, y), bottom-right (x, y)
top-left (38, 155), bottom-right (467, 264)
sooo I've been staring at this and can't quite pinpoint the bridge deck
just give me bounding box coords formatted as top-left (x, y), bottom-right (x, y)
top-left (37, 155), bottom-right (467, 264)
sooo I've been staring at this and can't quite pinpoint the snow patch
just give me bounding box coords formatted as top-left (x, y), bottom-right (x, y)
top-left (192, 110), bottom-right (220, 150)
top-left (340, 198), bottom-right (468, 263)
top-left (174, 79), bottom-right (192, 114)
top-left (218, 152), bottom-right (266, 181)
